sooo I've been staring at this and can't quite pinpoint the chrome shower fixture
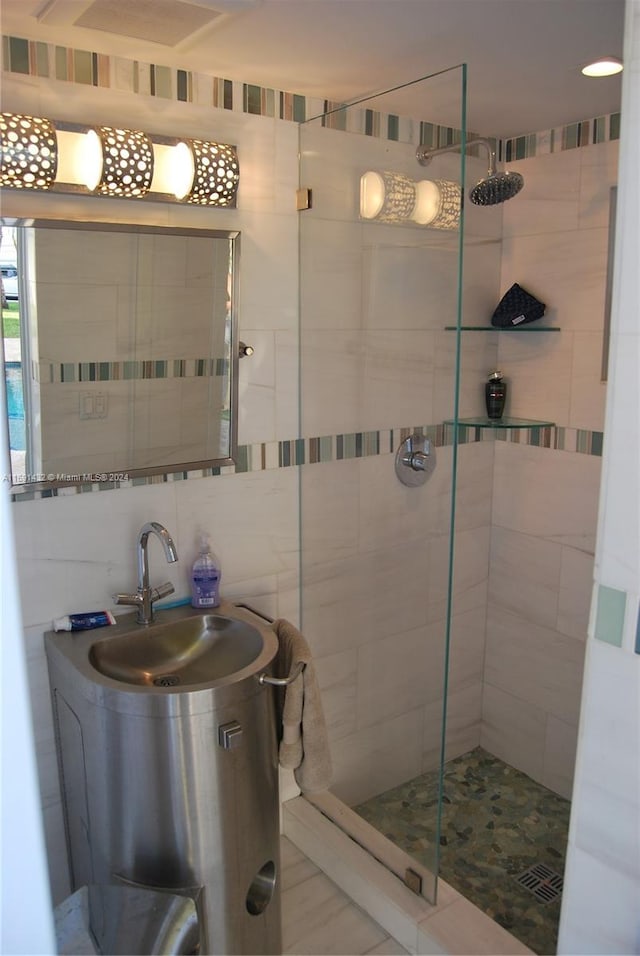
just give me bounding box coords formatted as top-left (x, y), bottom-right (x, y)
top-left (416, 137), bottom-right (524, 206)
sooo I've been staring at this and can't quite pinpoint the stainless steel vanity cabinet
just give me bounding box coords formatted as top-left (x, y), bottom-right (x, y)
top-left (45, 603), bottom-right (282, 955)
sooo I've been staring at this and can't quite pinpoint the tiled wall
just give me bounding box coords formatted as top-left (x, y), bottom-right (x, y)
top-left (479, 138), bottom-right (618, 798)
top-left (558, 3), bottom-right (640, 951)
top-left (1, 36), bottom-right (618, 898)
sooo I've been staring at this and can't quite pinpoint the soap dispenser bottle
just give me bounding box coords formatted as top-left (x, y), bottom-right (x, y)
top-left (190, 534), bottom-right (221, 609)
top-left (485, 370), bottom-right (507, 420)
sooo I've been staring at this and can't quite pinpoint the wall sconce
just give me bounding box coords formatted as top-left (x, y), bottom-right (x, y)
top-left (360, 170), bottom-right (461, 229)
top-left (0, 112), bottom-right (239, 207)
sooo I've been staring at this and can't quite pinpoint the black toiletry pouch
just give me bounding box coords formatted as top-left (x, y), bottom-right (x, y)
top-left (491, 283), bottom-right (546, 327)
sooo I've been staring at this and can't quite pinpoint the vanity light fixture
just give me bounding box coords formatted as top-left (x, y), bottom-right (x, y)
top-left (360, 170), bottom-right (461, 229)
top-left (581, 56), bottom-right (623, 77)
top-left (0, 111), bottom-right (239, 207)
top-left (83, 126), bottom-right (154, 198)
top-left (181, 139), bottom-right (240, 206)
top-left (0, 112), bottom-right (58, 190)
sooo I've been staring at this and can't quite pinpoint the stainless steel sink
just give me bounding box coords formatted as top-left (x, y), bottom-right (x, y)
top-left (89, 613), bottom-right (265, 688)
top-left (44, 600), bottom-right (282, 955)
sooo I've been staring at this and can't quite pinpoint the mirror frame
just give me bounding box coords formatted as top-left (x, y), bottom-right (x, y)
top-left (1, 216), bottom-right (240, 494)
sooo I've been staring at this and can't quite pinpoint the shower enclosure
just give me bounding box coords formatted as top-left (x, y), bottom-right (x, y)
top-left (296, 62), bottom-right (503, 901)
top-left (296, 63), bottom-right (578, 955)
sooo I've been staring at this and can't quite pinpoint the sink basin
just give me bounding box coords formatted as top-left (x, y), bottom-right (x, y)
top-left (89, 613), bottom-right (265, 688)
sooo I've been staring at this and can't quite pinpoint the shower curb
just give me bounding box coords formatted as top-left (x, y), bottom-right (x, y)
top-left (283, 795), bottom-right (533, 955)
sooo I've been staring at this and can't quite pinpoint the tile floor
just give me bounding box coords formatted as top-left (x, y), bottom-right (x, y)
top-left (355, 748), bottom-right (570, 955)
top-left (55, 836), bottom-right (407, 955)
top-left (281, 836), bottom-right (408, 955)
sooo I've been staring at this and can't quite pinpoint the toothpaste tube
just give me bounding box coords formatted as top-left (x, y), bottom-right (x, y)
top-left (53, 611), bottom-right (116, 632)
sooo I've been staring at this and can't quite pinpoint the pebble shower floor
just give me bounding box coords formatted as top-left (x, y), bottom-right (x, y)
top-left (355, 747), bottom-right (571, 955)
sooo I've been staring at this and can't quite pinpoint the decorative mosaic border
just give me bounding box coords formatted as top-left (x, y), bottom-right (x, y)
top-left (9, 423), bottom-right (604, 501)
top-left (1, 34), bottom-right (621, 155)
top-left (33, 356), bottom-right (229, 385)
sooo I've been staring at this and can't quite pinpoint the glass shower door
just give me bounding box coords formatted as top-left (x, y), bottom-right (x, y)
top-left (297, 65), bottom-right (468, 902)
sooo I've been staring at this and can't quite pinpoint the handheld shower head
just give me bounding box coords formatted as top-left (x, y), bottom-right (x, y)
top-left (416, 138), bottom-right (524, 207)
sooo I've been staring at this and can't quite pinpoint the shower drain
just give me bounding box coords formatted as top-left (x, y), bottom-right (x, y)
top-left (516, 863), bottom-right (564, 904)
top-left (153, 674), bottom-right (181, 687)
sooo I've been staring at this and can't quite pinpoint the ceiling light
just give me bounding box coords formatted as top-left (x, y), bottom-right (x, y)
top-left (581, 57), bottom-right (623, 77)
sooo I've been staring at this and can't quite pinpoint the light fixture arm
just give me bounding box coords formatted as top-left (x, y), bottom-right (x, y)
top-left (416, 137), bottom-right (496, 179)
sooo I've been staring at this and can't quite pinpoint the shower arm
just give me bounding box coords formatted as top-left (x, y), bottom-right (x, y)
top-left (416, 138), bottom-right (496, 179)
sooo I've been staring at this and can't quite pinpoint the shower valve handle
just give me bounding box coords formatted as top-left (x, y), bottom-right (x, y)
top-left (395, 435), bottom-right (436, 487)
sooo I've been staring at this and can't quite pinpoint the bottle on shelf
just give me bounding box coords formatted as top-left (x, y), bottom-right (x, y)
top-left (485, 370), bottom-right (507, 420)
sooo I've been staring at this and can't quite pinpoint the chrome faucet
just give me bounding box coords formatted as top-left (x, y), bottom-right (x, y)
top-left (114, 522), bottom-right (178, 625)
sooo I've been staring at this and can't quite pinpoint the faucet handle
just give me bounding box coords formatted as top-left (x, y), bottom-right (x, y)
top-left (113, 592), bottom-right (142, 608)
top-left (152, 582), bottom-right (174, 603)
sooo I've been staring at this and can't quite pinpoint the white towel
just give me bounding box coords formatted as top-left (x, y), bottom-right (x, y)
top-left (273, 619), bottom-right (332, 793)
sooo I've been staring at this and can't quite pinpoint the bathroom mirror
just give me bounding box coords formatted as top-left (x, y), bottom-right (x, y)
top-left (1, 218), bottom-right (239, 492)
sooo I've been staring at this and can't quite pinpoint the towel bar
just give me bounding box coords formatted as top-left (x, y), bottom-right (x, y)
top-left (258, 661), bottom-right (305, 686)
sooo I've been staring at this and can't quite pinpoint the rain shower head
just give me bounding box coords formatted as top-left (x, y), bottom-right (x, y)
top-left (416, 138), bottom-right (524, 207)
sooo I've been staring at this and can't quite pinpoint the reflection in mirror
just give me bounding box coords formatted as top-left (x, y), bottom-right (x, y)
top-left (1, 219), bottom-right (239, 492)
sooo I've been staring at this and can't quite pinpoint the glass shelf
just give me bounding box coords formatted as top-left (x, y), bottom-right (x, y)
top-left (446, 416), bottom-right (555, 429)
top-left (444, 325), bottom-right (559, 332)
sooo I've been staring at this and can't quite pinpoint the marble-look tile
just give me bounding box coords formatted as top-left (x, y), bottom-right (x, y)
top-left (578, 140), bottom-right (619, 230)
top-left (495, 327), bottom-right (573, 424)
top-left (282, 870), bottom-right (388, 955)
top-left (501, 150), bottom-right (580, 239)
top-left (301, 329), bottom-right (366, 437)
top-left (570, 643), bottom-right (639, 877)
top-left (365, 938), bottom-right (410, 954)
top-left (557, 546), bottom-right (595, 641)
top-left (275, 329), bottom-right (299, 441)
top-left (568, 330), bottom-right (608, 431)
top-left (362, 330), bottom-right (436, 432)
top-left (300, 458), bottom-right (360, 565)
top-left (420, 682), bottom-right (483, 772)
top-left (542, 715), bottom-right (578, 800)
top-left (314, 648), bottom-right (358, 741)
top-left (499, 227), bottom-right (609, 333)
top-left (280, 835), bottom-right (320, 891)
top-left (448, 607), bottom-right (488, 691)
top-left (483, 605), bottom-right (585, 726)
top-left (427, 525), bottom-right (490, 624)
top-left (174, 467), bottom-right (300, 585)
top-left (417, 896), bottom-right (533, 954)
top-left (558, 846), bottom-right (639, 956)
top-left (480, 683), bottom-right (547, 783)
top-left (300, 217), bottom-right (365, 331)
top-left (238, 329), bottom-right (277, 445)
top-left (448, 441), bottom-right (494, 533)
top-left (234, 209), bottom-right (299, 332)
top-left (358, 450), bottom-right (454, 553)
top-left (488, 526), bottom-right (562, 629)
top-left (356, 622), bottom-right (445, 731)
top-left (492, 442), bottom-right (601, 553)
top-left (302, 539), bottom-right (431, 658)
top-left (594, 334), bottom-right (640, 590)
top-left (329, 708), bottom-right (424, 806)
top-left (459, 239), bottom-right (503, 327)
top-left (434, 330), bottom-right (498, 422)
top-left (363, 241), bottom-right (458, 334)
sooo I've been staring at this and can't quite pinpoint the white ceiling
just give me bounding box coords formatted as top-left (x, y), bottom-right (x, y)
top-left (0, 0), bottom-right (626, 138)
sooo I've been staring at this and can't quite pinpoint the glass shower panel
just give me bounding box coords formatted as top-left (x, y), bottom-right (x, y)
top-left (297, 66), bottom-right (467, 902)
